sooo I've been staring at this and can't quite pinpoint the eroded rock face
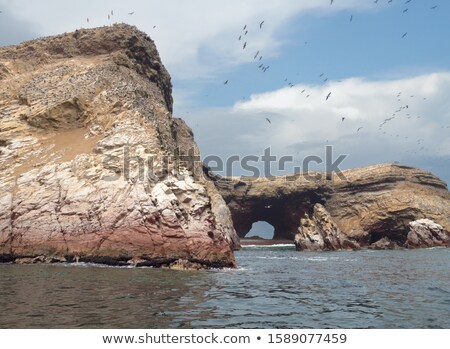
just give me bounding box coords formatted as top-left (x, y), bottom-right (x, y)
top-left (295, 204), bottom-right (360, 251)
top-left (213, 164), bottom-right (450, 250)
top-left (0, 24), bottom-right (237, 268)
top-left (406, 219), bottom-right (449, 248)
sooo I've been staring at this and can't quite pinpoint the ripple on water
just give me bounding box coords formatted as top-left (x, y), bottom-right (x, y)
top-left (0, 248), bottom-right (449, 328)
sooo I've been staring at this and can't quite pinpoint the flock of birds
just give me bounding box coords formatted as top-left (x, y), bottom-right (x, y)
top-left (220, 0), bottom-right (446, 155)
top-left (1, 1), bottom-right (447, 157)
top-left (86, 10), bottom-right (156, 27)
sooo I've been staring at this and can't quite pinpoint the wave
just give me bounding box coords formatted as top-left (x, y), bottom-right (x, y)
top-left (242, 244), bottom-right (295, 248)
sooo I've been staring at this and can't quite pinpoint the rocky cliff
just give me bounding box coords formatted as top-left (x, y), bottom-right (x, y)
top-left (212, 164), bottom-right (450, 250)
top-left (0, 24), bottom-right (238, 268)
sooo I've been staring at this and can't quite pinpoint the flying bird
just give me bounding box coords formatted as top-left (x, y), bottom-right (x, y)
top-left (326, 92), bottom-right (331, 100)
top-left (341, 117), bottom-right (346, 122)
top-left (403, 8), bottom-right (409, 13)
top-left (245, 30), bottom-right (248, 35)
top-left (266, 118), bottom-right (271, 124)
top-left (128, 12), bottom-right (134, 15)
top-left (259, 21), bottom-right (265, 29)
top-left (243, 42), bottom-right (247, 49)
top-left (330, 0), bottom-right (334, 5)
top-left (86, 17), bottom-right (89, 23)
top-left (243, 25), bottom-right (247, 30)
top-left (238, 35), bottom-right (242, 40)
top-left (224, 80), bottom-right (229, 85)
top-left (402, 32), bottom-right (408, 38)
top-left (430, 5), bottom-right (437, 9)
top-left (350, 15), bottom-right (353, 22)
top-left (254, 51), bottom-right (260, 59)
top-left (357, 127), bottom-right (363, 132)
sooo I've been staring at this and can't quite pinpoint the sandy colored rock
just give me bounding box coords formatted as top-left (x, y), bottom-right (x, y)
top-left (0, 24), bottom-right (237, 268)
top-left (213, 164), bottom-right (450, 250)
top-left (405, 219), bottom-right (449, 248)
top-left (295, 203), bottom-right (360, 251)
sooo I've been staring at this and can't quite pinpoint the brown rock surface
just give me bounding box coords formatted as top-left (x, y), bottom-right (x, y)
top-left (405, 219), bottom-right (449, 248)
top-left (295, 204), bottom-right (360, 251)
top-left (0, 24), bottom-right (237, 267)
top-left (213, 164), bottom-right (450, 250)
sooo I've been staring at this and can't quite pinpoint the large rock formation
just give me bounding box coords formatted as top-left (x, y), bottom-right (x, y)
top-left (0, 24), bottom-right (238, 268)
top-left (212, 164), bottom-right (450, 250)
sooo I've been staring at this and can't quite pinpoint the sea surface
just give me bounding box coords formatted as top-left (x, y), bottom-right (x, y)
top-left (0, 246), bottom-right (449, 328)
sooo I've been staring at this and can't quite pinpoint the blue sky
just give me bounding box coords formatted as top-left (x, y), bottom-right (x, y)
top-left (1, 0), bottom-right (449, 188)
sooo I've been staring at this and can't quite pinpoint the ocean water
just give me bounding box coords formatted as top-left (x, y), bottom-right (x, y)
top-left (0, 246), bottom-right (449, 328)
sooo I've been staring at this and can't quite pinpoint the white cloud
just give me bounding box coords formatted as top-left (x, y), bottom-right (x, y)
top-left (1, 0), bottom-right (369, 79)
top-left (183, 72), bottom-right (450, 179)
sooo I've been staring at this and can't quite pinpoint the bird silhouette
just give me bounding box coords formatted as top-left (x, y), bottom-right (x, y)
top-left (350, 15), bottom-right (353, 22)
top-left (341, 117), bottom-right (346, 122)
top-left (254, 51), bottom-right (260, 59)
top-left (260, 21), bottom-right (265, 29)
top-left (326, 92), bottom-right (332, 100)
top-left (430, 5), bottom-right (437, 9)
top-left (402, 32), bottom-right (408, 38)
top-left (357, 127), bottom-right (363, 132)
top-left (266, 118), bottom-right (271, 124)
top-left (224, 80), bottom-right (229, 85)
top-left (243, 42), bottom-right (247, 49)
top-left (128, 12), bottom-right (134, 15)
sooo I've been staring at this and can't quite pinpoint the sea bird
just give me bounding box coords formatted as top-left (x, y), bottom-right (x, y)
top-left (326, 92), bottom-right (332, 100)
top-left (260, 21), bottom-right (265, 29)
top-left (266, 118), bottom-right (271, 124)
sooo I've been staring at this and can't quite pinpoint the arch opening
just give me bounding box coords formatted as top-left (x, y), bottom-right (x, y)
top-left (244, 221), bottom-right (275, 240)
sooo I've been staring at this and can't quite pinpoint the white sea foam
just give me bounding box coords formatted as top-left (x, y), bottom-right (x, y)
top-left (242, 244), bottom-right (295, 248)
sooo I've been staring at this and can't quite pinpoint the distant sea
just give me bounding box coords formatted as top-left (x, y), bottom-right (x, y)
top-left (0, 245), bottom-right (449, 328)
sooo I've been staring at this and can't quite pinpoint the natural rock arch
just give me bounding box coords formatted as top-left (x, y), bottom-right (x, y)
top-left (207, 164), bottom-right (450, 248)
top-left (210, 172), bottom-right (331, 240)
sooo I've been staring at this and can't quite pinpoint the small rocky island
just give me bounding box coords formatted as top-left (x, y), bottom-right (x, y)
top-left (0, 25), bottom-right (449, 268)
